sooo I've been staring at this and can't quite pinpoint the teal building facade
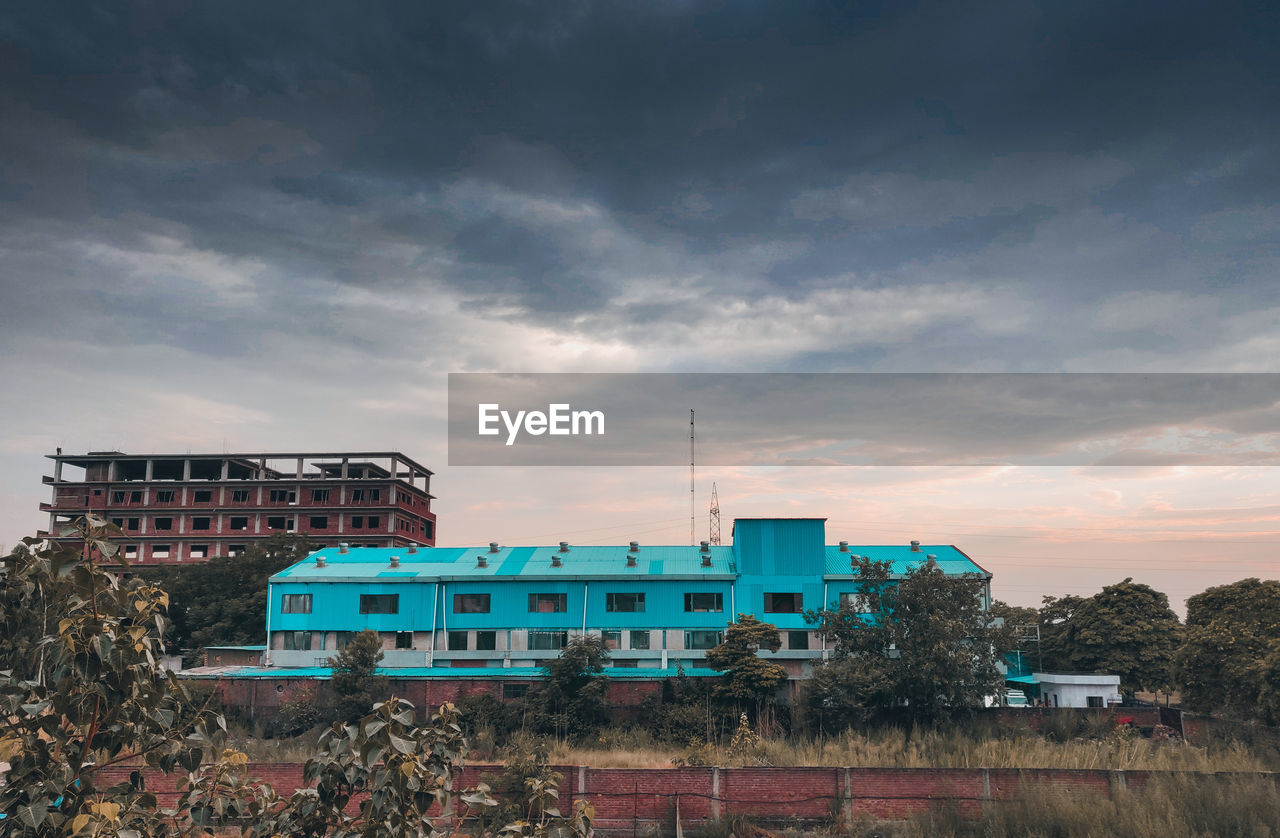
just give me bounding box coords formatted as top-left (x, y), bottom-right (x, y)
top-left (264, 518), bottom-right (991, 674)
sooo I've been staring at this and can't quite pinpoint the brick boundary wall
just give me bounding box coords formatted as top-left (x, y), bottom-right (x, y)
top-left (95, 763), bottom-right (1277, 834)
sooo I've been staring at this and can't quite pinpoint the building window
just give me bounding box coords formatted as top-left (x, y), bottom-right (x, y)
top-left (335, 631), bottom-right (355, 649)
top-left (232, 489), bottom-right (250, 503)
top-left (424, 521), bottom-right (434, 539)
top-left (502, 683), bottom-right (528, 699)
top-left (613, 660), bottom-right (638, 668)
top-left (606, 592), bottom-right (645, 612)
top-left (528, 630), bottom-right (568, 650)
top-left (529, 593), bottom-right (567, 613)
top-left (111, 517), bottom-right (124, 528)
top-left (155, 517), bottom-right (173, 531)
top-left (309, 516), bottom-right (328, 529)
top-left (447, 631), bottom-right (468, 651)
top-left (192, 517), bottom-right (211, 530)
top-left (228, 544), bottom-right (246, 556)
top-left (788, 630), bottom-right (810, 650)
top-left (311, 489), bottom-right (330, 503)
top-left (156, 490), bottom-right (175, 503)
top-left (367, 516), bottom-right (380, 529)
top-left (111, 491), bottom-right (126, 503)
top-left (190, 544), bottom-right (208, 559)
top-left (230, 516), bottom-right (248, 530)
top-left (396, 631), bottom-right (414, 649)
top-left (124, 545), bottom-right (138, 559)
top-left (282, 631), bottom-right (312, 651)
top-left (1087, 696), bottom-right (1104, 708)
top-left (282, 594), bottom-right (312, 614)
top-left (371, 489), bottom-right (381, 501)
top-left (839, 592), bottom-right (875, 613)
top-left (684, 592), bottom-right (723, 612)
top-left (630, 630), bottom-right (651, 650)
top-left (152, 544), bottom-right (171, 559)
top-left (193, 490), bottom-right (212, 503)
top-left (267, 516), bottom-right (291, 530)
top-left (685, 630), bottom-right (724, 650)
top-left (130, 491), bottom-right (142, 503)
top-left (351, 489), bottom-right (365, 502)
top-left (764, 592), bottom-right (802, 613)
top-left (127, 517), bottom-right (139, 530)
top-left (269, 489), bottom-right (295, 503)
top-left (601, 630), bottom-right (621, 650)
top-left (476, 631), bottom-right (497, 651)
top-left (454, 593), bottom-right (491, 613)
top-left (359, 594), bottom-right (398, 614)
top-left (352, 516), bottom-right (364, 529)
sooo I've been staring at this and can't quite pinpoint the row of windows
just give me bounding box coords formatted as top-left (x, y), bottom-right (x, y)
top-left (282, 591), bottom-right (806, 616)
top-left (277, 628), bottom-right (813, 653)
top-left (104, 487), bottom-right (390, 505)
top-left (111, 514), bottom-right (400, 532)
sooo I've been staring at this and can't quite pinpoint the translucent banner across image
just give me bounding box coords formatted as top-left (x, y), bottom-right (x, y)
top-left (447, 373), bottom-right (1280, 467)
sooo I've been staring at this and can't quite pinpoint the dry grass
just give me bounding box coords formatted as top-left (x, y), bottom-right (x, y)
top-left (546, 727), bottom-right (1270, 771)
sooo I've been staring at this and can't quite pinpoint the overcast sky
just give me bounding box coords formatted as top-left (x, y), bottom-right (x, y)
top-left (2, 2), bottom-right (1278, 611)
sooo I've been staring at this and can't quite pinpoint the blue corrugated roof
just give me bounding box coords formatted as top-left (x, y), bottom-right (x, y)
top-left (821, 544), bottom-right (989, 577)
top-left (182, 666), bottom-right (723, 680)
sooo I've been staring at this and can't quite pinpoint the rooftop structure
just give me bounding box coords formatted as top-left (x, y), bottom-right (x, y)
top-left (41, 451), bottom-right (436, 564)
top-left (263, 517), bottom-right (991, 675)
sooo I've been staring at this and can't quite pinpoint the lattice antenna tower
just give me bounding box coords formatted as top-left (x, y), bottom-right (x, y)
top-left (709, 482), bottom-right (721, 546)
top-left (689, 409), bottom-right (695, 546)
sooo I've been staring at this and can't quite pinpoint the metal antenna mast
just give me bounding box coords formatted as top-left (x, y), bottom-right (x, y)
top-left (689, 409), bottom-right (695, 546)
top-left (709, 482), bottom-right (721, 545)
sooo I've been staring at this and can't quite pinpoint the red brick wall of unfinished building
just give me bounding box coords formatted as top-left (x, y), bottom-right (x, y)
top-left (93, 763), bottom-right (1274, 833)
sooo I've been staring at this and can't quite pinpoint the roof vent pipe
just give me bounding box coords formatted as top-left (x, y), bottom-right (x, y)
top-left (700, 541), bottom-right (710, 553)
top-left (476, 555), bottom-right (487, 568)
top-left (626, 553), bottom-right (637, 567)
top-left (389, 555), bottom-right (400, 568)
top-left (910, 540), bottom-right (921, 552)
top-left (551, 554), bottom-right (562, 568)
top-left (407, 544), bottom-right (418, 554)
top-left (489, 542), bottom-right (500, 553)
top-left (338, 543), bottom-right (349, 554)
top-left (316, 555), bottom-right (326, 568)
top-left (629, 541), bottom-right (639, 553)
top-left (926, 554), bottom-right (937, 566)
top-left (558, 541), bottom-right (570, 553)
top-left (839, 541), bottom-right (849, 552)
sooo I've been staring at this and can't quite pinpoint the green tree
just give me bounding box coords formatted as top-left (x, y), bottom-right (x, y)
top-left (328, 628), bottom-right (391, 722)
top-left (140, 533), bottom-right (312, 660)
top-left (0, 521), bottom-right (592, 838)
top-left (1040, 579), bottom-right (1183, 697)
top-left (705, 614), bottom-right (787, 716)
top-left (534, 635), bottom-right (611, 739)
top-left (806, 556), bottom-right (1008, 724)
top-left (1177, 577), bottom-right (1280, 719)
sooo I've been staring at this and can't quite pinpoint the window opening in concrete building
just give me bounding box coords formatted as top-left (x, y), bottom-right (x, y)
top-left (447, 631), bottom-right (468, 651)
top-left (312, 489), bottom-right (330, 502)
top-left (350, 489), bottom-right (365, 501)
top-left (156, 491), bottom-right (174, 503)
top-left (232, 490), bottom-right (250, 502)
top-left (454, 593), bottom-right (490, 613)
top-left (228, 544), bottom-right (246, 556)
top-left (396, 631), bottom-right (414, 649)
top-left (309, 516), bottom-right (328, 529)
top-left (193, 490), bottom-right (212, 503)
top-left (192, 517), bottom-right (211, 530)
top-left (788, 630), bottom-right (810, 650)
top-left (359, 594), bottom-right (398, 614)
top-left (685, 630), bottom-right (724, 649)
top-left (282, 631), bottom-right (312, 651)
top-left (155, 517), bottom-right (173, 531)
top-left (630, 630), bottom-right (651, 650)
top-left (269, 490), bottom-right (296, 503)
top-left (606, 592), bottom-right (645, 612)
top-left (528, 630), bottom-right (568, 650)
top-left (190, 544), bottom-right (208, 559)
top-left (502, 683), bottom-right (528, 699)
top-left (476, 631), bottom-right (496, 651)
top-left (130, 491), bottom-right (142, 503)
top-left (230, 516), bottom-right (248, 530)
top-left (529, 593), bottom-right (567, 613)
top-left (153, 544), bottom-right (170, 559)
top-left (111, 491), bottom-right (125, 503)
top-left (684, 592), bottom-right (723, 612)
top-left (602, 630), bottom-right (621, 650)
top-left (367, 516), bottom-right (380, 528)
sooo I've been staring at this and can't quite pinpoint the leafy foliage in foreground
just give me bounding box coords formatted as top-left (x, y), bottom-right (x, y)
top-left (0, 519), bottom-right (593, 838)
top-left (1177, 577), bottom-right (1280, 722)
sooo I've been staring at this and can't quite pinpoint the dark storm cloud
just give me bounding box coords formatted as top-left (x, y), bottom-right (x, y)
top-left (1, 0), bottom-right (1278, 343)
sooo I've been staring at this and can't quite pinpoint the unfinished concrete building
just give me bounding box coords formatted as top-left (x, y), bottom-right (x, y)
top-left (40, 451), bottom-right (436, 564)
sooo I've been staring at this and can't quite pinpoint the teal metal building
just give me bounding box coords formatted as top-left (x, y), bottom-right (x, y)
top-left (264, 518), bottom-right (991, 674)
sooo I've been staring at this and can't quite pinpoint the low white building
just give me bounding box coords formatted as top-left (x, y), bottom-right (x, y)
top-left (1035, 672), bottom-right (1122, 708)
